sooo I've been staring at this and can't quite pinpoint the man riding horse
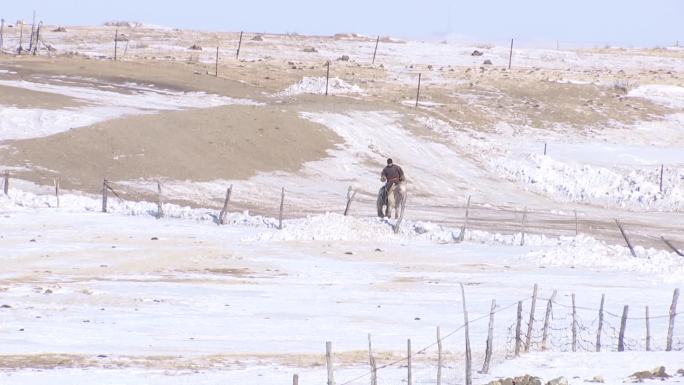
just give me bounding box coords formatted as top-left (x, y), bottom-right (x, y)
top-left (379, 158), bottom-right (405, 216)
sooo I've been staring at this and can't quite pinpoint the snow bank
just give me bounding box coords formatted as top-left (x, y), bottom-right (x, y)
top-left (628, 85), bottom-right (684, 109)
top-left (492, 153), bottom-right (684, 211)
top-left (278, 77), bottom-right (363, 96)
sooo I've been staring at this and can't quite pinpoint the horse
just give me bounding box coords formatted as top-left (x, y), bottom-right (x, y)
top-left (376, 181), bottom-right (407, 219)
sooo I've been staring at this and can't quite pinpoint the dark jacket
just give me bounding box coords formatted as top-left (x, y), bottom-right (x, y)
top-left (381, 164), bottom-right (405, 187)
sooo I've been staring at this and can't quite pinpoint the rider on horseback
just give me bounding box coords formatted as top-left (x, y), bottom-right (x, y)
top-left (380, 158), bottom-right (405, 205)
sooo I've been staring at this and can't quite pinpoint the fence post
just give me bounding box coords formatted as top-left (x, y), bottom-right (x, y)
top-left (407, 338), bottom-right (412, 385)
top-left (235, 31), bottom-right (243, 60)
top-left (3, 170), bottom-right (8, 195)
top-left (660, 164), bottom-right (664, 193)
top-left (572, 293), bottom-right (577, 352)
top-left (615, 219), bottom-right (637, 258)
top-left (415, 73), bottom-right (422, 107)
top-left (618, 305), bottom-right (628, 352)
top-left (460, 282), bottom-right (472, 385)
top-left (326, 341), bottom-right (335, 385)
top-left (458, 195), bottom-right (471, 242)
top-left (156, 181), bottom-right (163, 219)
top-left (219, 185), bottom-right (233, 225)
top-left (596, 294), bottom-right (605, 352)
top-left (0, 18), bottom-right (4, 50)
top-left (515, 301), bottom-right (523, 357)
top-left (19, 23), bottom-right (24, 53)
top-left (437, 326), bottom-right (442, 385)
top-left (372, 35), bottom-right (380, 64)
top-left (661, 237), bottom-right (684, 256)
top-left (543, 143), bottom-right (547, 155)
top-left (368, 333), bottom-right (377, 385)
top-left (481, 299), bottom-right (496, 373)
top-left (344, 186), bottom-right (356, 216)
top-left (215, 46), bottom-right (219, 77)
top-left (114, 28), bottom-right (118, 61)
top-left (102, 178), bottom-right (108, 213)
top-left (666, 288), bottom-right (680, 351)
top-left (541, 290), bottom-right (557, 351)
top-left (293, 374), bottom-right (299, 385)
top-left (520, 208), bottom-right (527, 246)
top-left (645, 306), bottom-right (651, 351)
top-left (525, 284), bottom-right (538, 352)
top-left (278, 187), bottom-right (285, 230)
top-left (325, 60), bottom-right (330, 96)
top-left (54, 178), bottom-right (60, 208)
top-left (508, 38), bottom-right (514, 70)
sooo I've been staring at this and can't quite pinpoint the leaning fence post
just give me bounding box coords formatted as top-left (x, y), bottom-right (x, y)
top-left (102, 178), bottom-right (108, 213)
top-left (645, 306), bottom-right (651, 351)
top-left (515, 300), bottom-right (523, 357)
top-left (541, 290), bottom-right (557, 351)
top-left (156, 180), bottom-right (163, 219)
top-left (659, 164), bottom-right (664, 193)
top-left (372, 35), bottom-right (380, 64)
top-left (343, 186), bottom-right (356, 216)
top-left (293, 374), bottom-right (299, 385)
top-left (219, 185), bottom-right (233, 225)
top-left (325, 60), bottom-right (330, 96)
top-left (508, 38), bottom-right (514, 70)
top-left (458, 195), bottom-right (471, 242)
top-left (666, 288), bottom-right (679, 351)
top-left (114, 28), bottom-right (118, 60)
top-left (481, 299), bottom-right (496, 373)
top-left (596, 294), bottom-right (605, 352)
top-left (460, 282), bottom-right (472, 385)
top-left (326, 341), bottom-right (335, 385)
top-left (278, 187), bottom-right (285, 230)
top-left (235, 31), bottom-right (243, 60)
top-left (215, 45), bottom-right (219, 77)
top-left (54, 178), bottom-right (60, 208)
top-left (572, 293), bottom-right (577, 352)
top-left (368, 333), bottom-right (377, 385)
top-left (525, 284), bottom-right (538, 352)
top-left (618, 305), bottom-right (629, 352)
top-left (407, 338), bottom-right (412, 385)
top-left (437, 326), bottom-right (442, 385)
top-left (415, 73), bottom-right (422, 107)
top-left (615, 219), bottom-right (637, 258)
top-left (3, 170), bottom-right (8, 195)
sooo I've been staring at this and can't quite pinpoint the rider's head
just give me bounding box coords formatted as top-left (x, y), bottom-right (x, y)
top-left (387, 158), bottom-right (393, 165)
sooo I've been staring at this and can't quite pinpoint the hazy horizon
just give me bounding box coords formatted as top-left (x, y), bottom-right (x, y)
top-left (1, 0), bottom-right (683, 47)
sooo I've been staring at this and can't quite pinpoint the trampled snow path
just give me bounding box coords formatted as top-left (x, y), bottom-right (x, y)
top-left (0, 78), bottom-right (261, 140)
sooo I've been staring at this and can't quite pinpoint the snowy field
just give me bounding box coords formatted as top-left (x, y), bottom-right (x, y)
top-left (0, 24), bottom-right (683, 385)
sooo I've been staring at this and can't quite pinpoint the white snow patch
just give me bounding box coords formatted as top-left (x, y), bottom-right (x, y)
top-left (278, 77), bottom-right (363, 96)
top-left (628, 85), bottom-right (684, 109)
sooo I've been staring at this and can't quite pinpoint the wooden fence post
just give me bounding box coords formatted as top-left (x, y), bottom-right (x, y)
top-left (219, 185), bottom-right (233, 225)
top-left (326, 341), bottom-right (335, 385)
top-left (368, 333), bottom-right (377, 385)
top-left (660, 164), bottom-right (664, 193)
top-left (661, 237), bottom-right (683, 256)
top-left (666, 288), bottom-right (679, 351)
top-left (0, 18), bottom-right (4, 50)
top-left (215, 45), bottom-right (219, 77)
top-left (481, 299), bottom-right (496, 373)
top-left (615, 219), bottom-right (637, 257)
top-left (54, 178), bottom-right (60, 208)
top-left (515, 301), bottom-right (523, 357)
top-left (541, 290), bottom-right (557, 351)
top-left (415, 73), bottom-right (422, 107)
top-left (344, 186), bottom-right (356, 216)
top-left (325, 60), bottom-right (330, 96)
top-left (645, 306), bottom-right (651, 351)
top-left (372, 35), bottom-right (380, 64)
top-left (156, 181), bottom-right (164, 219)
top-left (407, 338), bottom-right (412, 385)
top-left (31, 22), bottom-right (41, 55)
top-left (3, 170), bottom-right (8, 195)
top-left (618, 305), bottom-right (628, 352)
top-left (458, 195), bottom-right (471, 242)
top-left (293, 374), bottom-right (299, 385)
top-left (508, 38), bottom-right (514, 70)
top-left (461, 282), bottom-right (472, 385)
top-left (543, 143), bottom-right (547, 155)
top-left (572, 293), bottom-right (577, 352)
top-left (437, 326), bottom-right (442, 385)
top-left (236, 31), bottom-right (243, 60)
top-left (102, 178), bottom-right (108, 213)
top-left (114, 28), bottom-right (118, 61)
top-left (520, 208), bottom-right (527, 246)
top-left (596, 294), bottom-right (605, 352)
top-left (19, 23), bottom-right (24, 53)
top-left (525, 284), bottom-right (538, 352)
top-left (278, 187), bottom-right (285, 230)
